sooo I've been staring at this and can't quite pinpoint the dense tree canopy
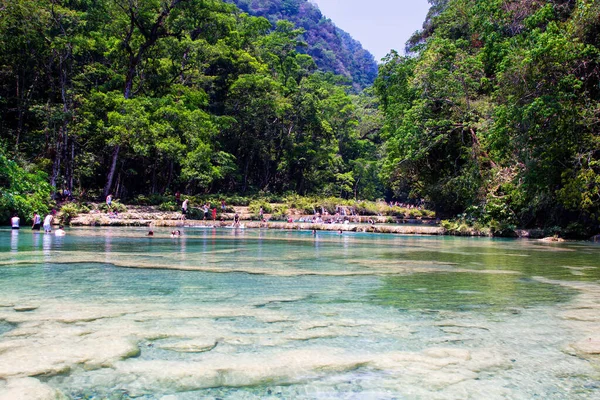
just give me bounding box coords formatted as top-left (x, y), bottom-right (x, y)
top-left (376, 0), bottom-right (600, 235)
top-left (3, 0), bottom-right (598, 236)
top-left (0, 0), bottom-right (383, 220)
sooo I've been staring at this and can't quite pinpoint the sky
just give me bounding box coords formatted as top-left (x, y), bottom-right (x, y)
top-left (310, 0), bottom-right (431, 62)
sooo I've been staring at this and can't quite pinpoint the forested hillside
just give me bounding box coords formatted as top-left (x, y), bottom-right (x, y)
top-left (0, 0), bottom-right (383, 222)
top-left (375, 0), bottom-right (600, 235)
top-left (3, 0), bottom-right (599, 237)
top-left (226, 0), bottom-right (378, 90)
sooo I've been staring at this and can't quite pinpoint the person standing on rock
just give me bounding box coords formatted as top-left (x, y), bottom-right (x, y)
top-left (106, 194), bottom-right (113, 211)
top-left (203, 203), bottom-right (209, 220)
top-left (181, 198), bottom-right (189, 221)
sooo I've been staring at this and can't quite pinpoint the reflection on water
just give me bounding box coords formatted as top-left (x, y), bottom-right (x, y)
top-left (0, 227), bottom-right (599, 399)
top-left (10, 230), bottom-right (18, 254)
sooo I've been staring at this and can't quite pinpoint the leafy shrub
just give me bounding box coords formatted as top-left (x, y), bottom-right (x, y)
top-left (158, 201), bottom-right (178, 212)
top-left (58, 203), bottom-right (81, 225)
top-left (83, 202), bottom-right (101, 213)
top-left (257, 191), bottom-right (285, 203)
top-left (0, 149), bottom-right (52, 224)
top-left (225, 195), bottom-right (251, 206)
top-left (318, 197), bottom-right (339, 214)
top-left (134, 194), bottom-right (150, 205)
top-left (286, 195), bottom-right (317, 214)
top-left (134, 193), bottom-right (172, 205)
top-left (99, 200), bottom-right (127, 213)
top-left (270, 205), bottom-right (289, 221)
top-left (457, 223), bottom-right (471, 235)
top-left (114, 201), bottom-right (127, 213)
top-left (442, 216), bottom-right (509, 237)
top-left (562, 222), bottom-right (593, 239)
top-left (354, 201), bottom-right (379, 216)
top-left (421, 209), bottom-right (436, 218)
top-left (408, 209), bottom-right (421, 218)
top-left (386, 206), bottom-right (407, 217)
top-left (186, 207), bottom-right (204, 220)
top-left (148, 194), bottom-right (171, 205)
top-left (77, 203), bottom-right (91, 213)
top-left (482, 219), bottom-right (512, 236)
top-left (543, 225), bottom-right (563, 238)
top-left (441, 219), bottom-right (454, 230)
top-left (248, 200), bottom-right (273, 214)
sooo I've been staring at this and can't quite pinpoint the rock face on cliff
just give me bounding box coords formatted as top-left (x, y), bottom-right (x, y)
top-left (227, 0), bottom-right (378, 90)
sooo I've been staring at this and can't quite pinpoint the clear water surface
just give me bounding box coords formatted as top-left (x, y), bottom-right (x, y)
top-left (0, 227), bottom-right (599, 399)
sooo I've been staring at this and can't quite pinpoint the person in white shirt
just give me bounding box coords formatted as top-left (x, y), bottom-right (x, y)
top-left (54, 225), bottom-right (66, 236)
top-left (43, 213), bottom-right (53, 233)
top-left (11, 214), bottom-right (20, 229)
top-left (181, 199), bottom-right (189, 221)
top-left (32, 212), bottom-right (42, 231)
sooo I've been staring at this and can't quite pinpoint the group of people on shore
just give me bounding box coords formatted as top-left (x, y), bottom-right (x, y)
top-left (10, 211), bottom-right (65, 236)
top-left (176, 194), bottom-right (223, 224)
top-left (387, 200), bottom-right (424, 210)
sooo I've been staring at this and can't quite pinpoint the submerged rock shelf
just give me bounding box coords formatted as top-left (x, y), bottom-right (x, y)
top-left (1, 228), bottom-right (599, 398)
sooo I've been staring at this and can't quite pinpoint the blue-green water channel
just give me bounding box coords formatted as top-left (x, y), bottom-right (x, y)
top-left (1, 227), bottom-right (599, 399)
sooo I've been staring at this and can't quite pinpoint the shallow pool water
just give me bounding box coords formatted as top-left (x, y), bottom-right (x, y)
top-left (0, 227), bottom-right (599, 399)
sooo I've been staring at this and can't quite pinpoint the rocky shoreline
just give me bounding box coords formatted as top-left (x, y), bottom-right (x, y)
top-left (67, 206), bottom-right (558, 239)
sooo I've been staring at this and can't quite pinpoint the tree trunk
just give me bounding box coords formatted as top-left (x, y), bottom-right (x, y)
top-left (151, 161), bottom-right (157, 194)
top-left (67, 139), bottom-right (74, 191)
top-left (165, 160), bottom-right (174, 192)
top-left (103, 145), bottom-right (120, 198)
top-left (354, 177), bottom-right (360, 200)
top-left (59, 55), bottom-right (70, 192)
top-left (242, 157), bottom-right (250, 193)
top-left (50, 126), bottom-right (62, 192)
top-left (15, 75), bottom-right (22, 152)
top-left (115, 170), bottom-right (122, 199)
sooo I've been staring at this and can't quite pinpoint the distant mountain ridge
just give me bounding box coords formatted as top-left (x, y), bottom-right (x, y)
top-left (227, 0), bottom-right (378, 90)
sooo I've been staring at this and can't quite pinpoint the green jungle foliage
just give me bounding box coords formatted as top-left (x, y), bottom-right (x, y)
top-left (375, 0), bottom-right (600, 236)
top-left (0, 147), bottom-right (52, 223)
top-left (3, 0), bottom-right (598, 237)
top-left (226, 0), bottom-right (378, 90)
top-left (0, 0), bottom-right (384, 222)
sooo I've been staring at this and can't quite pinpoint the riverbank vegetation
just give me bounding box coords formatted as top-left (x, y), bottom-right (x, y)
top-left (0, 0), bottom-right (383, 213)
top-left (375, 0), bottom-right (600, 238)
top-left (53, 193), bottom-right (434, 222)
top-left (1, 0), bottom-right (599, 238)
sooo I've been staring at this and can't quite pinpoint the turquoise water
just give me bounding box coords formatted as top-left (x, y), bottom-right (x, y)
top-left (0, 227), bottom-right (599, 399)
